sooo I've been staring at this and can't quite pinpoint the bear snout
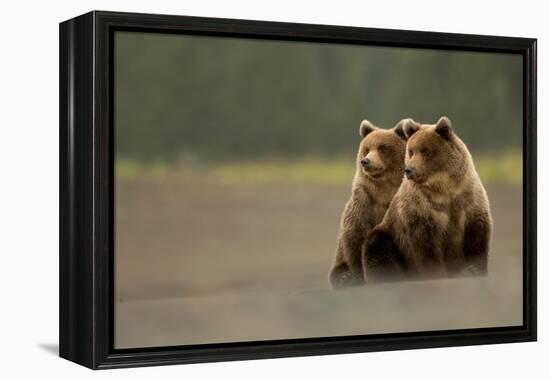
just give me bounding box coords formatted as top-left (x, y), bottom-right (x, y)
top-left (360, 158), bottom-right (370, 168)
top-left (404, 166), bottom-right (413, 178)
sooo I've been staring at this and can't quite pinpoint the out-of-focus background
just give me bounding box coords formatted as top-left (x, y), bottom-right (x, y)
top-left (114, 31), bottom-right (523, 348)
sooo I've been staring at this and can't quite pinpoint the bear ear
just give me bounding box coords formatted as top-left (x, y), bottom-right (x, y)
top-left (435, 116), bottom-right (453, 140)
top-left (397, 118), bottom-right (420, 139)
top-left (393, 119), bottom-right (409, 141)
top-left (359, 120), bottom-right (377, 138)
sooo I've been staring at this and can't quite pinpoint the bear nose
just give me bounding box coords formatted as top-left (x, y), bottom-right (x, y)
top-left (361, 158), bottom-right (370, 167)
top-left (404, 167), bottom-right (413, 177)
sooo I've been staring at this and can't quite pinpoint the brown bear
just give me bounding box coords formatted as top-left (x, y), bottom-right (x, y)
top-left (329, 119), bottom-right (407, 288)
top-left (362, 116), bottom-right (493, 282)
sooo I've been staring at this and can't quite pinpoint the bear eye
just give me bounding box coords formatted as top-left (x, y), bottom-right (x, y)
top-left (421, 149), bottom-right (431, 157)
top-left (408, 149), bottom-right (414, 157)
top-left (378, 145), bottom-right (387, 154)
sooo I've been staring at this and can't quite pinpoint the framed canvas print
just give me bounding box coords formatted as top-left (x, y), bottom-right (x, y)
top-left (59, 11), bottom-right (537, 369)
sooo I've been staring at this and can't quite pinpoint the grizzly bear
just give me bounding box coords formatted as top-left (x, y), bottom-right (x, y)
top-left (329, 119), bottom-right (407, 288)
top-left (362, 116), bottom-right (493, 282)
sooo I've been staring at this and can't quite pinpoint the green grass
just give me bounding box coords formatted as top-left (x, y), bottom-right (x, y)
top-left (116, 159), bottom-right (172, 180)
top-left (210, 158), bottom-right (355, 185)
top-left (474, 150), bottom-right (522, 185)
top-left (116, 150), bottom-right (522, 186)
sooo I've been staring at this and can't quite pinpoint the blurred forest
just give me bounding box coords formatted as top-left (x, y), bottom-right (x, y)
top-left (115, 32), bottom-right (523, 166)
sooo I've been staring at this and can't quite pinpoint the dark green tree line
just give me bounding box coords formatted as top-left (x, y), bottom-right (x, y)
top-left (115, 32), bottom-right (523, 163)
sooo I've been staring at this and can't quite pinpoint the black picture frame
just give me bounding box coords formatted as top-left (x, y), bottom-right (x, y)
top-left (59, 10), bottom-right (537, 370)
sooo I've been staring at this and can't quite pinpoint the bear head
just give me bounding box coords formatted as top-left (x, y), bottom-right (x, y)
top-left (356, 119), bottom-right (407, 183)
top-left (401, 116), bottom-right (469, 188)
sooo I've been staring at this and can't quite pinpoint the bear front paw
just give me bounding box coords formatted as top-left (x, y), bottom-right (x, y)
top-left (330, 268), bottom-right (364, 289)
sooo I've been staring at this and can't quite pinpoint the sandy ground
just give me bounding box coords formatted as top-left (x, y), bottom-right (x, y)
top-left (114, 178), bottom-right (522, 348)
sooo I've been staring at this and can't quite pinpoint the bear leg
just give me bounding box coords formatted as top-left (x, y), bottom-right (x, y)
top-left (463, 213), bottom-right (491, 275)
top-left (362, 228), bottom-right (407, 282)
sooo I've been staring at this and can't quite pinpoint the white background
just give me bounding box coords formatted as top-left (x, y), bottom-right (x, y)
top-left (0, 0), bottom-right (547, 378)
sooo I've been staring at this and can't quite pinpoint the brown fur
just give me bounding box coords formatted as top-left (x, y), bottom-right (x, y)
top-left (362, 117), bottom-right (493, 282)
top-left (329, 119), bottom-right (407, 288)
